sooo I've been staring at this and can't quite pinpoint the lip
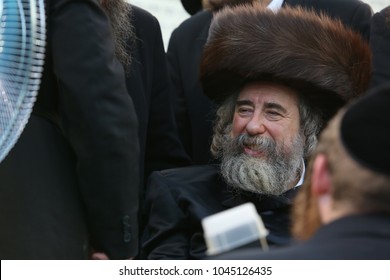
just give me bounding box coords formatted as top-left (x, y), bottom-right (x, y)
top-left (244, 146), bottom-right (264, 157)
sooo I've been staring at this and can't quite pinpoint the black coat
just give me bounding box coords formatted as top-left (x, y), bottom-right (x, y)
top-left (141, 165), bottom-right (300, 259)
top-left (369, 6), bottom-right (390, 88)
top-left (167, 11), bottom-right (214, 164)
top-left (127, 6), bottom-right (191, 255)
top-left (0, 0), bottom-right (139, 259)
top-left (211, 214), bottom-right (390, 259)
top-left (167, 0), bottom-right (372, 165)
top-left (127, 6), bottom-right (191, 188)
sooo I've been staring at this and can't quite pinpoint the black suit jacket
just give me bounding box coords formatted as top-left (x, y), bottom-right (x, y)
top-left (167, 11), bottom-right (214, 164)
top-left (167, 0), bottom-right (372, 165)
top-left (127, 6), bottom-right (191, 187)
top-left (369, 6), bottom-right (390, 88)
top-left (126, 6), bottom-right (192, 255)
top-left (0, 0), bottom-right (139, 259)
top-left (211, 214), bottom-right (390, 259)
top-left (141, 165), bottom-right (300, 259)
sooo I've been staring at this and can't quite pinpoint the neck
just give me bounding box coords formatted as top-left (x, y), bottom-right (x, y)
top-left (319, 197), bottom-right (358, 225)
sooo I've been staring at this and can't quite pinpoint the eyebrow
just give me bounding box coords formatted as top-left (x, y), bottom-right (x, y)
top-left (236, 100), bottom-right (254, 107)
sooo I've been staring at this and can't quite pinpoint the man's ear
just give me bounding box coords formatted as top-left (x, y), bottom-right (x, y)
top-left (311, 154), bottom-right (332, 196)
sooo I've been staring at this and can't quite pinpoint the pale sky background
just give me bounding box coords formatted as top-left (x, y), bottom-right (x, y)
top-left (129, 0), bottom-right (388, 49)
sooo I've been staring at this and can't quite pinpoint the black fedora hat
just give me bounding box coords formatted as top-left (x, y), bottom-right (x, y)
top-left (181, 0), bottom-right (202, 15)
top-left (341, 83), bottom-right (390, 175)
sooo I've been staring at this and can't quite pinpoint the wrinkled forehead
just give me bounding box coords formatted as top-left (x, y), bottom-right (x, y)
top-left (237, 81), bottom-right (300, 108)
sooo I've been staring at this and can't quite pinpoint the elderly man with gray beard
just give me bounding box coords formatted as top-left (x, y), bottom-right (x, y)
top-left (141, 4), bottom-right (371, 259)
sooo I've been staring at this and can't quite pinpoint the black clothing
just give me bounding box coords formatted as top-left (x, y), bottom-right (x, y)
top-left (212, 214), bottom-right (390, 259)
top-left (369, 6), bottom-right (390, 88)
top-left (142, 165), bottom-right (300, 259)
top-left (127, 6), bottom-right (191, 187)
top-left (0, 0), bottom-right (139, 259)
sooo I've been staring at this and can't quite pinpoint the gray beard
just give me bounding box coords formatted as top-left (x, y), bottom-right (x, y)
top-left (220, 132), bottom-right (304, 196)
top-left (102, 0), bottom-right (136, 71)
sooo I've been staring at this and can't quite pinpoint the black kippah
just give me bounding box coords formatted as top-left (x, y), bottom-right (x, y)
top-left (340, 83), bottom-right (390, 176)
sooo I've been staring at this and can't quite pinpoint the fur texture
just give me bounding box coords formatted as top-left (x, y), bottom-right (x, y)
top-left (200, 4), bottom-right (372, 121)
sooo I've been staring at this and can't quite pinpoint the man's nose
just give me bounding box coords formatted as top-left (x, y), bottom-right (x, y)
top-left (245, 115), bottom-right (266, 136)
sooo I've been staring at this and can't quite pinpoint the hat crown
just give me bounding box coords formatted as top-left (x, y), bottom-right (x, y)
top-left (201, 4), bottom-right (372, 120)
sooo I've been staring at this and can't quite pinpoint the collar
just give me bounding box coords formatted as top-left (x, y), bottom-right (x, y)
top-left (267, 0), bottom-right (284, 12)
top-left (295, 158), bottom-right (306, 188)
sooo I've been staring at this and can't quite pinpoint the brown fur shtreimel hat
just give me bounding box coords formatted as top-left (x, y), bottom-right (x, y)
top-left (200, 4), bottom-right (372, 122)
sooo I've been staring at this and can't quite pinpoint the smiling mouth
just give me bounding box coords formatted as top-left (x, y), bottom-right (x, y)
top-left (243, 145), bottom-right (264, 157)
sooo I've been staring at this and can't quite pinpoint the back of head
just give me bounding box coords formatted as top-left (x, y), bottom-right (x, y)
top-left (292, 84), bottom-right (390, 240)
top-left (314, 105), bottom-right (390, 214)
top-left (336, 84), bottom-right (390, 212)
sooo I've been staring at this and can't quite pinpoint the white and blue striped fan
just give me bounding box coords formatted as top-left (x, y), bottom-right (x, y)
top-left (0, 0), bottom-right (46, 162)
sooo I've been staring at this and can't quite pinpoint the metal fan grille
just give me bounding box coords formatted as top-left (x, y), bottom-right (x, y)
top-left (0, 0), bottom-right (46, 162)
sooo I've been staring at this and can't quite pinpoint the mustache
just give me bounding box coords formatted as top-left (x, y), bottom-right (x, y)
top-left (230, 134), bottom-right (278, 157)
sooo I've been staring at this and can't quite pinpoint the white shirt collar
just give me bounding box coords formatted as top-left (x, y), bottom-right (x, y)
top-left (295, 158), bottom-right (306, 187)
top-left (267, 0), bottom-right (284, 12)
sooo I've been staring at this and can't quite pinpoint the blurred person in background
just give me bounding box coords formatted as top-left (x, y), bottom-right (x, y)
top-left (181, 0), bottom-right (210, 15)
top-left (369, 5), bottom-right (390, 87)
top-left (99, 0), bottom-right (191, 258)
top-left (0, 0), bottom-right (140, 260)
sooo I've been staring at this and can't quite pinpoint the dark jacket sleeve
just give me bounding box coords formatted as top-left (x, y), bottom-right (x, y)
top-left (141, 171), bottom-right (190, 259)
top-left (49, 0), bottom-right (140, 259)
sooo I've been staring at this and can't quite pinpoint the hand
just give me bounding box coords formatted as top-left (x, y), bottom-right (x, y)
top-left (91, 251), bottom-right (134, 260)
top-left (91, 252), bottom-right (109, 260)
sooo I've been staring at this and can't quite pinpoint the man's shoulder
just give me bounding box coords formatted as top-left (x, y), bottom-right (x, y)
top-left (149, 164), bottom-right (220, 187)
top-left (146, 165), bottom-right (225, 206)
top-left (131, 5), bottom-right (160, 33)
top-left (288, 0), bottom-right (372, 14)
top-left (171, 10), bottom-right (213, 36)
top-left (152, 164), bottom-right (219, 180)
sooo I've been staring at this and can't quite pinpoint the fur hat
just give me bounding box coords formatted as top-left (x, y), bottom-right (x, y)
top-left (200, 4), bottom-right (372, 122)
top-left (341, 84), bottom-right (390, 176)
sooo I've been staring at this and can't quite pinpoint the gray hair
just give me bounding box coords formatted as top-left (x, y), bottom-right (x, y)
top-left (210, 89), bottom-right (323, 159)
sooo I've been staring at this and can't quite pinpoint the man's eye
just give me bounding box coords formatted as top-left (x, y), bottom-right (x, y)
top-left (267, 111), bottom-right (282, 119)
top-left (238, 107), bottom-right (252, 114)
